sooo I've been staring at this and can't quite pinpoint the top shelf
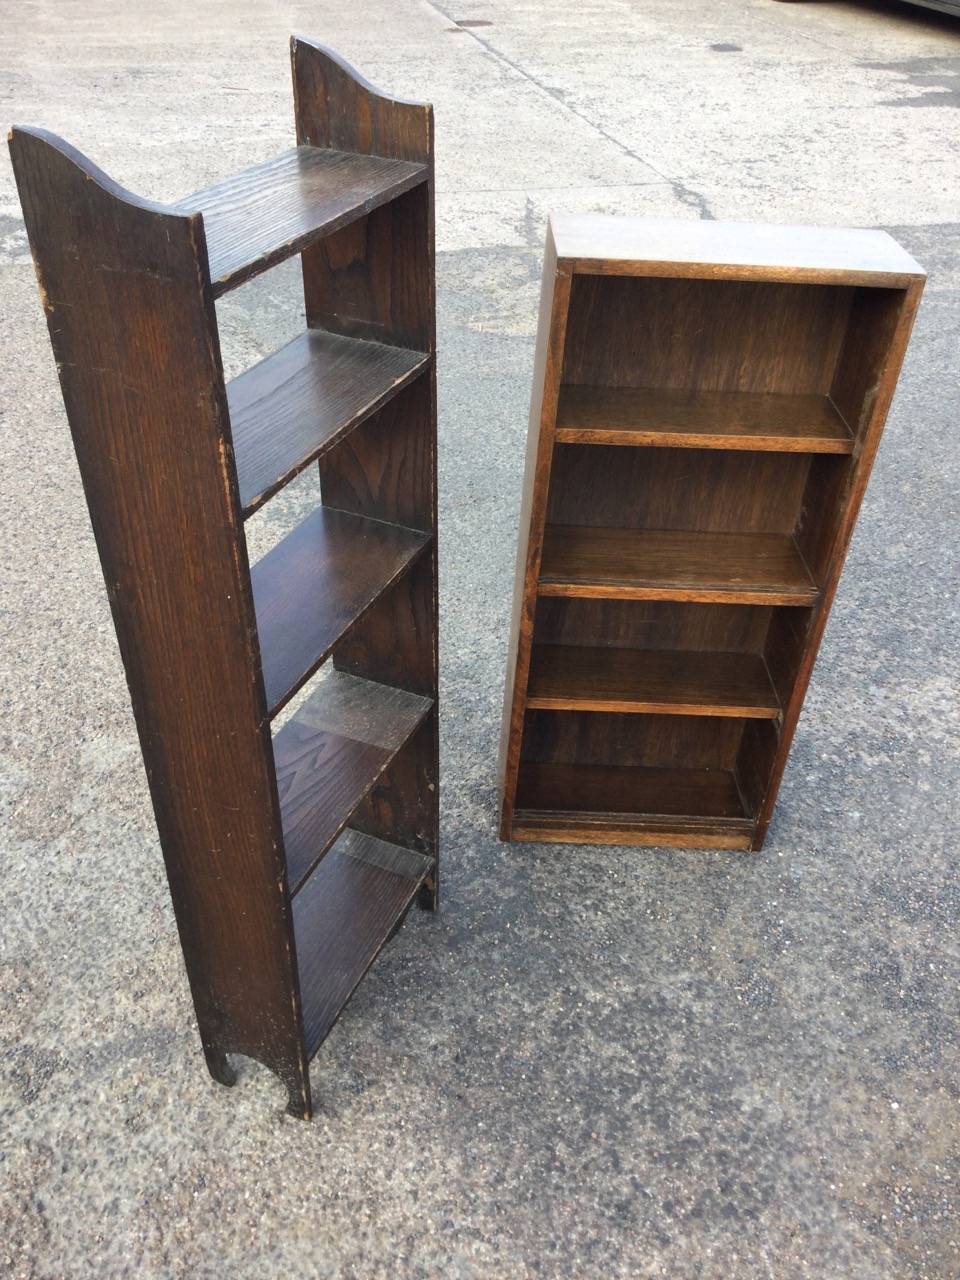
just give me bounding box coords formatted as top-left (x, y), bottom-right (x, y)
top-left (174, 146), bottom-right (428, 296)
top-left (548, 215), bottom-right (926, 286)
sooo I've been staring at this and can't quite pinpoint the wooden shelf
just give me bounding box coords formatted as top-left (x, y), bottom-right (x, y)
top-left (513, 762), bottom-right (752, 846)
top-left (294, 828), bottom-right (433, 1058)
top-left (273, 670), bottom-right (432, 894)
top-left (174, 146), bottom-right (427, 296)
top-left (526, 644), bottom-right (779, 718)
top-left (229, 331), bottom-right (431, 516)
top-left (555, 386), bottom-right (854, 453)
top-left (538, 526), bottom-right (819, 604)
top-left (252, 506), bottom-right (430, 717)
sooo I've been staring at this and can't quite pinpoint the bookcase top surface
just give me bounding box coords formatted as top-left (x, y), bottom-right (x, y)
top-left (549, 215), bottom-right (925, 285)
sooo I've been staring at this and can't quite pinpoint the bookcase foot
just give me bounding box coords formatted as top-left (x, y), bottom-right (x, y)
top-left (204, 1046), bottom-right (238, 1088)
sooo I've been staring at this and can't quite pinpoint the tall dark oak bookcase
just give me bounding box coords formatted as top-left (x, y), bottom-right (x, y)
top-left (9, 38), bottom-right (439, 1119)
top-left (499, 216), bottom-right (924, 851)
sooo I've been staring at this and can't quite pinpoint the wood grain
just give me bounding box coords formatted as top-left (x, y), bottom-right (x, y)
top-left (550, 215), bottom-right (925, 285)
top-left (510, 811), bottom-right (754, 849)
top-left (295, 40), bottom-right (436, 354)
top-left (294, 829), bottom-right (433, 1058)
top-left (521, 709), bottom-right (745, 772)
top-left (498, 213), bottom-right (924, 849)
top-left (228, 331), bottom-right (430, 516)
top-left (273, 670), bottom-right (432, 892)
top-left (251, 506), bottom-right (430, 717)
top-left (174, 147), bottom-right (427, 297)
top-left (496, 223), bottom-right (571, 835)
top-left (562, 277), bottom-right (852, 398)
top-left (546, 444), bottom-right (813, 536)
top-left (294, 37), bottom-right (440, 909)
top-left (514, 762), bottom-right (748, 820)
top-left (10, 38), bottom-right (440, 1117)
top-left (526, 645), bottom-right (779, 717)
top-left (8, 124), bottom-right (310, 1112)
top-left (539, 526), bottom-right (819, 603)
top-left (292, 37), bottom-right (432, 164)
top-left (346, 710), bottom-right (440, 910)
top-left (556, 386), bottom-right (854, 452)
top-left (533, 599), bottom-right (772, 654)
top-left (332, 550), bottom-right (437, 698)
top-left (319, 369), bottom-right (436, 533)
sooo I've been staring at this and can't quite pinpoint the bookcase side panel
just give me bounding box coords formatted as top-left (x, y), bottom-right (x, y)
top-left (753, 278), bottom-right (925, 845)
top-left (9, 129), bottom-right (308, 1109)
top-left (497, 230), bottom-right (571, 835)
top-left (292, 37), bottom-right (432, 164)
top-left (292, 41), bottom-right (435, 354)
top-left (348, 710), bottom-right (440, 893)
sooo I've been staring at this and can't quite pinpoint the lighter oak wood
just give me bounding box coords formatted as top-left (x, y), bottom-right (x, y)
top-left (538, 526), bottom-right (819, 604)
top-left (555, 386), bottom-right (854, 452)
top-left (550, 215), bottom-right (925, 285)
top-left (526, 644), bottom-right (780, 717)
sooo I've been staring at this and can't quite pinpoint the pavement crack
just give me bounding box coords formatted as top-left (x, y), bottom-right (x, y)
top-left (425, 0), bottom-right (715, 220)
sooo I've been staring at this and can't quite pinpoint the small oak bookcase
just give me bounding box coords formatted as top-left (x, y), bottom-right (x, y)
top-left (10, 38), bottom-right (438, 1118)
top-left (499, 216), bottom-right (924, 851)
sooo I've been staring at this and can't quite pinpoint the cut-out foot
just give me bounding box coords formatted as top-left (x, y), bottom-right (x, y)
top-left (285, 1078), bottom-right (313, 1121)
top-left (204, 1046), bottom-right (238, 1087)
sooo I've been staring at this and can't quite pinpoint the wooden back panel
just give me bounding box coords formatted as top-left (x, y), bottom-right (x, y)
top-left (561, 276), bottom-right (854, 395)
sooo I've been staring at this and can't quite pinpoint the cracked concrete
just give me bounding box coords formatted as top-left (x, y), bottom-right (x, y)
top-left (2, 1), bottom-right (959, 1277)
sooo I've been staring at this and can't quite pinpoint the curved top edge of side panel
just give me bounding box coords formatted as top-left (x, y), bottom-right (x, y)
top-left (8, 125), bottom-right (190, 221)
top-left (290, 35), bottom-right (432, 114)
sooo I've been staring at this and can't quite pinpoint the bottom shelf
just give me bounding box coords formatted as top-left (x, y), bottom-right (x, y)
top-left (512, 762), bottom-right (755, 849)
top-left (293, 827), bottom-right (434, 1059)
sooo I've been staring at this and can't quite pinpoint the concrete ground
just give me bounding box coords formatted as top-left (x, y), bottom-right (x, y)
top-left (2, 0), bottom-right (959, 1275)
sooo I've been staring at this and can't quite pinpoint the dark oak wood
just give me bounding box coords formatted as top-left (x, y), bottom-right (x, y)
top-left (521, 708), bottom-right (745, 771)
top-left (499, 214), bottom-right (924, 848)
top-left (562, 277), bottom-right (854, 398)
top-left (295, 40), bottom-right (436, 354)
top-left (274, 671), bottom-right (432, 892)
top-left (251, 506), bottom-right (430, 716)
top-left (497, 226), bottom-right (571, 835)
top-left (228, 331), bottom-right (430, 516)
top-left (346, 710), bottom-right (440, 909)
top-left (332, 551), bottom-right (438, 698)
top-left (533, 599), bottom-right (773, 654)
top-left (174, 147), bottom-right (427, 297)
top-left (515, 762), bottom-right (749, 820)
top-left (555, 386), bottom-right (854, 452)
top-left (294, 828), bottom-right (433, 1057)
top-left (318, 372), bottom-right (436, 533)
top-left (546, 443), bottom-right (814, 536)
top-left (9, 38), bottom-right (437, 1117)
top-left (526, 645), bottom-right (779, 717)
top-left (8, 123), bottom-right (310, 1114)
top-left (539, 527), bottom-right (818, 604)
